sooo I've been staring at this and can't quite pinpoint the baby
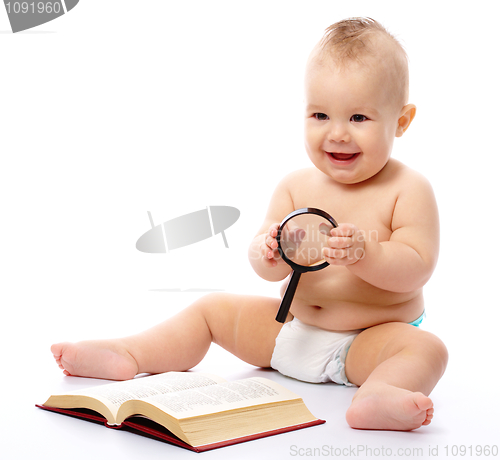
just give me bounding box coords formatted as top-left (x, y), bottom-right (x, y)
top-left (51, 18), bottom-right (448, 431)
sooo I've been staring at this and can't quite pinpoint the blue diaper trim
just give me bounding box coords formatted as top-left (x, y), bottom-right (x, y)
top-left (408, 310), bottom-right (426, 327)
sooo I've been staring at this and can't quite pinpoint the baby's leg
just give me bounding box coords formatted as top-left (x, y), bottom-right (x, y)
top-left (344, 322), bottom-right (448, 431)
top-left (52, 293), bottom-right (283, 380)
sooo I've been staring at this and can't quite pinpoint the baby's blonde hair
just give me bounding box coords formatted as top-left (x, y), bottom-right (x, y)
top-left (317, 17), bottom-right (410, 107)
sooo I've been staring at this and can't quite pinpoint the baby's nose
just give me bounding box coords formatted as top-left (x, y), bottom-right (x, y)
top-left (327, 122), bottom-right (350, 143)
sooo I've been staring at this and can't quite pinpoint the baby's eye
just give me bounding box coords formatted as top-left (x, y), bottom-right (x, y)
top-left (313, 113), bottom-right (329, 121)
top-left (350, 114), bottom-right (367, 123)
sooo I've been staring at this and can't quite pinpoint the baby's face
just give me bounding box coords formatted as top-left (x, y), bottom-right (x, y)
top-left (304, 57), bottom-right (404, 185)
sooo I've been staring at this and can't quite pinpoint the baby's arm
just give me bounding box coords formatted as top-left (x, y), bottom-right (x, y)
top-left (323, 172), bottom-right (439, 293)
top-left (248, 174), bottom-right (297, 282)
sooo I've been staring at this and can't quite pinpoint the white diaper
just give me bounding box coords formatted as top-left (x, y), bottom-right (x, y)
top-left (270, 318), bottom-right (361, 386)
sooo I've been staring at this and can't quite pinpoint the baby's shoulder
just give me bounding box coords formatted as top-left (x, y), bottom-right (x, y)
top-left (385, 160), bottom-right (437, 215)
top-left (384, 159), bottom-right (433, 192)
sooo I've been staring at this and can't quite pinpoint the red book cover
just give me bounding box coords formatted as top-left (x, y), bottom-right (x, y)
top-left (36, 404), bottom-right (325, 452)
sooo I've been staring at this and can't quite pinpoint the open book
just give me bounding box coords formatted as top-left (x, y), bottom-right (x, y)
top-left (37, 372), bottom-right (324, 452)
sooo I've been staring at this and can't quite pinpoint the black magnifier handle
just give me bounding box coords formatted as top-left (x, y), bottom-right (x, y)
top-left (275, 270), bottom-right (302, 323)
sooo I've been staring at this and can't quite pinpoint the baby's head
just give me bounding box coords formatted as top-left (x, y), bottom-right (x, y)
top-left (311, 17), bottom-right (409, 109)
top-left (304, 18), bottom-right (416, 184)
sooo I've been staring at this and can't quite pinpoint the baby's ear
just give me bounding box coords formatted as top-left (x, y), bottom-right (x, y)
top-left (396, 104), bottom-right (416, 137)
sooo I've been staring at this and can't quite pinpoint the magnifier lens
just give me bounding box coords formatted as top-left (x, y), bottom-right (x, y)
top-left (280, 213), bottom-right (334, 267)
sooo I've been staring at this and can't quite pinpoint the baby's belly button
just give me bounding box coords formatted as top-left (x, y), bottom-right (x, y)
top-left (299, 304), bottom-right (324, 313)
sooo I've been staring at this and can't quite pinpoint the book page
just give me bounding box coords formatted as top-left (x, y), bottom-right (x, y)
top-left (143, 377), bottom-right (301, 419)
top-left (68, 372), bottom-right (226, 419)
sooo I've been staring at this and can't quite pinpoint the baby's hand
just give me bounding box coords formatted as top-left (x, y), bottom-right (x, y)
top-left (322, 223), bottom-right (365, 266)
top-left (262, 223), bottom-right (281, 268)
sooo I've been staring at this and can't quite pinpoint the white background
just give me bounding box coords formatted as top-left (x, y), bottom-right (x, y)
top-left (1, 1), bottom-right (499, 459)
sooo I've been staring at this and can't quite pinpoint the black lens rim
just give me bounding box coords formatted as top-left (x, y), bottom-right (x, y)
top-left (276, 207), bottom-right (338, 273)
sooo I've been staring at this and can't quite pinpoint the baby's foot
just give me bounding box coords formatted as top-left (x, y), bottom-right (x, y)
top-left (51, 340), bottom-right (139, 381)
top-left (345, 382), bottom-right (434, 431)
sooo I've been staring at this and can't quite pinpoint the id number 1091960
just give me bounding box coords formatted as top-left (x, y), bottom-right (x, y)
top-left (444, 445), bottom-right (498, 456)
top-left (5, 2), bottom-right (62, 14)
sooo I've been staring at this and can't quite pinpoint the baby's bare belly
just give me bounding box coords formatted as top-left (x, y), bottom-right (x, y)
top-left (286, 266), bottom-right (424, 331)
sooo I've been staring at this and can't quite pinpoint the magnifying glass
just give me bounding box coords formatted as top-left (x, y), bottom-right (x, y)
top-left (275, 208), bottom-right (338, 323)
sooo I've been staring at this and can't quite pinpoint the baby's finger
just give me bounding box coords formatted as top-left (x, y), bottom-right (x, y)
top-left (322, 247), bottom-right (349, 263)
top-left (319, 222), bottom-right (334, 235)
top-left (262, 252), bottom-right (279, 267)
top-left (268, 223), bottom-right (280, 237)
top-left (264, 226), bottom-right (280, 251)
top-left (328, 236), bottom-right (353, 249)
top-left (267, 248), bottom-right (281, 260)
top-left (261, 242), bottom-right (277, 260)
top-left (265, 234), bottom-right (279, 251)
top-left (330, 223), bottom-right (355, 237)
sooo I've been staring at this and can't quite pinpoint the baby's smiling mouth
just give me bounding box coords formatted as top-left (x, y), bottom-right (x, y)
top-left (328, 152), bottom-right (360, 161)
